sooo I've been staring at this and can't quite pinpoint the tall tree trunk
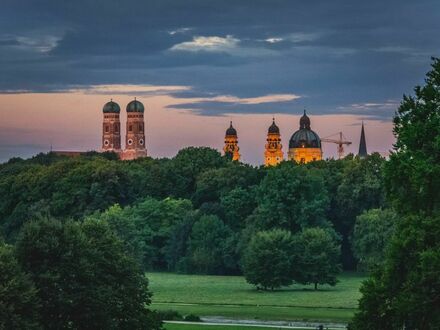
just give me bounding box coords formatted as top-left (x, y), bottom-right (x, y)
top-left (314, 282), bottom-right (318, 290)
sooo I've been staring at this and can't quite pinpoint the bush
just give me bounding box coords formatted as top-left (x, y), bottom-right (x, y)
top-left (156, 310), bottom-right (183, 321)
top-left (184, 314), bottom-right (201, 322)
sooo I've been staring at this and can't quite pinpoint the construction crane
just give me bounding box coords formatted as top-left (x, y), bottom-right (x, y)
top-left (321, 132), bottom-right (352, 159)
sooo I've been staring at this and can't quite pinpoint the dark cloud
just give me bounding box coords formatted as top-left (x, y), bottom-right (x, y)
top-left (0, 0), bottom-right (439, 117)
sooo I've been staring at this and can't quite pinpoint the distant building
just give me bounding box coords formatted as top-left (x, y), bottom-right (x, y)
top-left (264, 118), bottom-right (283, 166)
top-left (101, 99), bottom-right (147, 160)
top-left (288, 110), bottom-right (322, 163)
top-left (223, 121), bottom-right (240, 161)
top-left (358, 121), bottom-right (368, 158)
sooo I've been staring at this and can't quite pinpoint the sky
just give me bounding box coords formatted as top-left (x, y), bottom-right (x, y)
top-left (0, 0), bottom-right (439, 164)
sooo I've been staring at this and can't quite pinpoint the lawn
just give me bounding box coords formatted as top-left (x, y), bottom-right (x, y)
top-left (164, 324), bottom-right (308, 330)
top-left (147, 272), bottom-right (365, 323)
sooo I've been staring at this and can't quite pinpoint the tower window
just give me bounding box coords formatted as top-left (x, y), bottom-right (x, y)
top-left (129, 125), bottom-right (133, 132)
top-left (114, 124), bottom-right (119, 133)
top-left (105, 126), bottom-right (109, 133)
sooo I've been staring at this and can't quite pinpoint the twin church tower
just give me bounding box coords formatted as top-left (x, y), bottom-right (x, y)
top-left (224, 111), bottom-right (323, 166)
top-left (101, 99), bottom-right (147, 160)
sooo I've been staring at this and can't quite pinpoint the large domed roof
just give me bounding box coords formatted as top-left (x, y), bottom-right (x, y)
top-left (226, 121), bottom-right (237, 136)
top-left (268, 118), bottom-right (280, 134)
top-left (126, 99), bottom-right (144, 112)
top-left (103, 100), bottom-right (120, 113)
top-left (289, 110), bottom-right (321, 148)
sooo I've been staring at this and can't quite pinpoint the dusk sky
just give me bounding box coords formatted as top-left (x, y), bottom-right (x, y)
top-left (1, 0), bottom-right (439, 164)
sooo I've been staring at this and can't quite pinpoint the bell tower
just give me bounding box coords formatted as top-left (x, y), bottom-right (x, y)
top-left (223, 121), bottom-right (240, 161)
top-left (264, 118), bottom-right (283, 166)
top-left (102, 100), bottom-right (121, 152)
top-left (122, 98), bottom-right (147, 160)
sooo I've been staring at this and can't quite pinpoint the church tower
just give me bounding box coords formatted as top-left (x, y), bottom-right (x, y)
top-left (223, 121), bottom-right (240, 161)
top-left (122, 98), bottom-right (147, 160)
top-left (102, 100), bottom-right (121, 152)
top-left (288, 110), bottom-right (322, 163)
top-left (358, 121), bottom-right (368, 158)
top-left (264, 118), bottom-right (283, 166)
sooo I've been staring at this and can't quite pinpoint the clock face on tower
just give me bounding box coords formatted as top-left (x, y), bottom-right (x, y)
top-left (127, 139), bottom-right (133, 145)
top-left (139, 139), bottom-right (144, 145)
top-left (104, 139), bottom-right (110, 146)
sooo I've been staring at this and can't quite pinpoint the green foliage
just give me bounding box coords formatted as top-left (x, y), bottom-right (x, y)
top-left (0, 242), bottom-right (40, 330)
top-left (15, 217), bottom-right (161, 330)
top-left (187, 215), bottom-right (235, 274)
top-left (352, 208), bottom-right (397, 271)
top-left (293, 228), bottom-right (342, 290)
top-left (334, 153), bottom-right (386, 269)
top-left (251, 163), bottom-right (330, 232)
top-left (242, 229), bottom-right (295, 290)
top-left (167, 147), bottom-right (227, 198)
top-left (351, 58), bottom-right (440, 329)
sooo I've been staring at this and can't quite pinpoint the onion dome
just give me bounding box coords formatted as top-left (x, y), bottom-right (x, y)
top-left (226, 121), bottom-right (237, 136)
top-left (268, 118), bottom-right (280, 134)
top-left (126, 99), bottom-right (145, 112)
top-left (299, 109), bottom-right (311, 129)
top-left (289, 110), bottom-right (321, 148)
top-left (102, 100), bottom-right (120, 113)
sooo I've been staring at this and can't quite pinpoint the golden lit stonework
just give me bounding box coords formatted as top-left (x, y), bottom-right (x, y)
top-left (223, 121), bottom-right (240, 161)
top-left (288, 110), bottom-right (322, 163)
top-left (264, 118), bottom-right (283, 166)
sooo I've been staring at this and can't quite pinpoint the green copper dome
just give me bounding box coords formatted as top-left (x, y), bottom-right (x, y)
top-left (126, 99), bottom-right (145, 113)
top-left (226, 121), bottom-right (237, 136)
top-left (268, 119), bottom-right (280, 134)
top-left (289, 110), bottom-right (321, 148)
top-left (102, 101), bottom-right (120, 113)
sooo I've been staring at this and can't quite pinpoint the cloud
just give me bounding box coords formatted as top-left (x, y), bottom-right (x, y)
top-left (166, 93), bottom-right (301, 116)
top-left (0, 0), bottom-right (439, 117)
top-left (69, 84), bottom-right (191, 96)
top-left (194, 93), bottom-right (301, 104)
top-left (170, 35), bottom-right (240, 53)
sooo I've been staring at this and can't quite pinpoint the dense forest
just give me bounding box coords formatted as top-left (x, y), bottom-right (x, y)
top-left (0, 146), bottom-right (388, 275)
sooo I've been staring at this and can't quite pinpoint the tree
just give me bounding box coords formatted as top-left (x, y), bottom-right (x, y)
top-left (251, 163), bottom-right (330, 232)
top-left (334, 153), bottom-right (386, 269)
top-left (242, 229), bottom-right (295, 290)
top-left (351, 58), bottom-right (440, 329)
top-left (187, 215), bottom-right (234, 274)
top-left (294, 228), bottom-right (342, 290)
top-left (220, 187), bottom-right (257, 230)
top-left (15, 217), bottom-right (161, 330)
top-left (352, 208), bottom-right (398, 271)
top-left (0, 242), bottom-right (40, 330)
top-left (166, 147), bottom-right (227, 198)
top-left (86, 204), bottom-right (147, 269)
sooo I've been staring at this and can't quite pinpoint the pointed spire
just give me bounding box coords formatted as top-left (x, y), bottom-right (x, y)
top-left (358, 121), bottom-right (368, 158)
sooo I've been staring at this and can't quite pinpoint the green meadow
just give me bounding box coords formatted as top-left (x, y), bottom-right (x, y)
top-left (148, 272), bottom-right (365, 323)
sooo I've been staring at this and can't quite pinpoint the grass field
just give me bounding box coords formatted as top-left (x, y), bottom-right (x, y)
top-left (148, 272), bottom-right (365, 323)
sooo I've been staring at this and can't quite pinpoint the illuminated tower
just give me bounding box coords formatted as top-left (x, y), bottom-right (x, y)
top-left (264, 118), bottom-right (283, 166)
top-left (122, 99), bottom-right (147, 160)
top-left (102, 100), bottom-right (121, 152)
top-left (223, 121), bottom-right (240, 161)
top-left (358, 121), bottom-right (368, 158)
top-left (288, 110), bottom-right (322, 163)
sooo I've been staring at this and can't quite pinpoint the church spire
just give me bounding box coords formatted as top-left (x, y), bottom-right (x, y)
top-left (358, 121), bottom-right (367, 158)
